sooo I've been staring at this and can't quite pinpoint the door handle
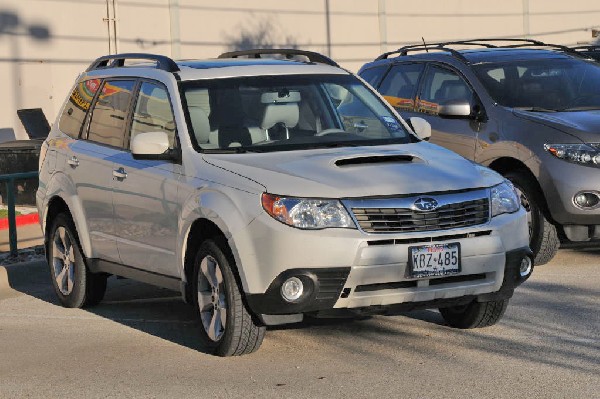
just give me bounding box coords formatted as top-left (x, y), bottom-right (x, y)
top-left (113, 167), bottom-right (127, 180)
top-left (353, 121), bottom-right (368, 131)
top-left (67, 156), bottom-right (79, 167)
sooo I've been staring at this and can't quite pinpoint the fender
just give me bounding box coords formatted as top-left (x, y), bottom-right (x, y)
top-left (43, 171), bottom-right (94, 258)
top-left (177, 184), bottom-right (263, 292)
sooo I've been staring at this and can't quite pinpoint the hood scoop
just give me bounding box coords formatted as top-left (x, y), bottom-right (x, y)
top-left (334, 154), bottom-right (418, 167)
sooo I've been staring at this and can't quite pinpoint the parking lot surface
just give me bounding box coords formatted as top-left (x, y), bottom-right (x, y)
top-left (0, 247), bottom-right (598, 399)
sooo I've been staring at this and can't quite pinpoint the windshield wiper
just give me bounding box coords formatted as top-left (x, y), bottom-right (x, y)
top-left (555, 106), bottom-right (600, 112)
top-left (515, 106), bottom-right (559, 113)
top-left (202, 147), bottom-right (261, 154)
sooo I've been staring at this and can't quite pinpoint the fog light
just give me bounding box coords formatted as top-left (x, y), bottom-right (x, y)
top-left (520, 257), bottom-right (533, 277)
top-left (281, 277), bottom-right (303, 302)
top-left (573, 192), bottom-right (600, 209)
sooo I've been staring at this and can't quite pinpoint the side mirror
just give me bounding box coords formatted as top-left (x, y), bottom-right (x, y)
top-left (438, 100), bottom-right (473, 119)
top-left (131, 132), bottom-right (175, 160)
top-left (408, 117), bottom-right (431, 141)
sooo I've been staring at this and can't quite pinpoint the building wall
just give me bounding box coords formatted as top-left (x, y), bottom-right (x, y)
top-left (0, 0), bottom-right (598, 139)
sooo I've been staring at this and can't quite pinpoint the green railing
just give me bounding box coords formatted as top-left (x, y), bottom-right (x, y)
top-left (1, 171), bottom-right (39, 257)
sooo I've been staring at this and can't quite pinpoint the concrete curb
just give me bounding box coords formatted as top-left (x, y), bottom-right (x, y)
top-left (0, 260), bottom-right (46, 300)
top-left (0, 265), bottom-right (19, 299)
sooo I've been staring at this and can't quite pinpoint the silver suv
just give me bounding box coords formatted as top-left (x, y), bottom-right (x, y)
top-left (37, 50), bottom-right (531, 356)
top-left (360, 39), bottom-right (600, 265)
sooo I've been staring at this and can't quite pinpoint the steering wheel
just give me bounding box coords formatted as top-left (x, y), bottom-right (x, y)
top-left (315, 128), bottom-right (346, 136)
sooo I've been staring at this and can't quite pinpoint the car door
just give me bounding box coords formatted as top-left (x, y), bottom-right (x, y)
top-left (64, 78), bottom-right (137, 263)
top-left (111, 80), bottom-right (181, 277)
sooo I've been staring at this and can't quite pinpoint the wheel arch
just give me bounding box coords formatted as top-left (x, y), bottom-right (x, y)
top-left (488, 157), bottom-right (553, 218)
top-left (182, 218), bottom-right (251, 305)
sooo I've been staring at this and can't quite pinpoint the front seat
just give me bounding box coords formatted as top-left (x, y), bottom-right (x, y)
top-left (260, 91), bottom-right (301, 140)
top-left (211, 88), bottom-right (252, 148)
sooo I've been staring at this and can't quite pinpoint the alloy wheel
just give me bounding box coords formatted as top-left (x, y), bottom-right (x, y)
top-left (52, 226), bottom-right (75, 295)
top-left (197, 255), bottom-right (227, 342)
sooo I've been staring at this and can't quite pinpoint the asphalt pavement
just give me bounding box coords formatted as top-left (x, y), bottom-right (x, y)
top-left (0, 247), bottom-right (598, 398)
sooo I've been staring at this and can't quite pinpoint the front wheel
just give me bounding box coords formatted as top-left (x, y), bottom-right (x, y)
top-left (504, 171), bottom-right (559, 266)
top-left (439, 299), bottom-right (509, 329)
top-left (192, 238), bottom-right (265, 356)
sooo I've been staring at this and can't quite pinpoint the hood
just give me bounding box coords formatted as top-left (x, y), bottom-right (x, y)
top-left (513, 109), bottom-right (600, 143)
top-left (202, 143), bottom-right (503, 198)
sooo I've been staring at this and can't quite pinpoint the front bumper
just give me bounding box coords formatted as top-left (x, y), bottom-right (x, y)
top-left (234, 207), bottom-right (530, 323)
top-left (246, 246), bottom-right (532, 320)
top-left (540, 155), bottom-right (600, 226)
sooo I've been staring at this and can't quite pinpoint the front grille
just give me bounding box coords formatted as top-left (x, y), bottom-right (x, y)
top-left (352, 198), bottom-right (489, 233)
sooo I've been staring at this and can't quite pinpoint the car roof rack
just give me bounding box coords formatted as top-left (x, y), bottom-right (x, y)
top-left (376, 38), bottom-right (587, 63)
top-left (218, 48), bottom-right (339, 67)
top-left (86, 53), bottom-right (180, 72)
top-left (571, 45), bottom-right (600, 51)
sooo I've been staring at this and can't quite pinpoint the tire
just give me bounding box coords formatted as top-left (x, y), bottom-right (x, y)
top-left (192, 238), bottom-right (265, 356)
top-left (504, 171), bottom-right (559, 266)
top-left (48, 213), bottom-right (107, 308)
top-left (439, 299), bottom-right (509, 329)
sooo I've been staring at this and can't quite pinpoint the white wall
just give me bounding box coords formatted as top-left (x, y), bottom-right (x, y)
top-left (1, 0), bottom-right (598, 139)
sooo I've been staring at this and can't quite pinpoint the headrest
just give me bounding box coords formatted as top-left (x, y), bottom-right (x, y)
top-left (261, 90), bottom-right (301, 104)
top-left (261, 103), bottom-right (299, 130)
top-left (188, 107), bottom-right (211, 144)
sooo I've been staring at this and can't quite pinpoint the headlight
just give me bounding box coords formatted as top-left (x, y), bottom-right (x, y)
top-left (261, 193), bottom-right (356, 229)
top-left (490, 181), bottom-right (520, 217)
top-left (544, 143), bottom-right (600, 167)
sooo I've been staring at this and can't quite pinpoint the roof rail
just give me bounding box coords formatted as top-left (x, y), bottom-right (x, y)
top-left (571, 45), bottom-right (600, 51)
top-left (375, 38), bottom-right (587, 63)
top-left (218, 48), bottom-right (339, 67)
top-left (86, 53), bottom-right (180, 72)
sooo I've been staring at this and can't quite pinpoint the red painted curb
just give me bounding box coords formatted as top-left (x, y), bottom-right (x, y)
top-left (0, 213), bottom-right (39, 230)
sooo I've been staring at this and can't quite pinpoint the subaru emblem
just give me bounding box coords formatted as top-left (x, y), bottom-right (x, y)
top-left (413, 197), bottom-right (439, 212)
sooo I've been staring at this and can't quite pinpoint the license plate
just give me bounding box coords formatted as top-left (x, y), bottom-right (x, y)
top-left (409, 243), bottom-right (461, 278)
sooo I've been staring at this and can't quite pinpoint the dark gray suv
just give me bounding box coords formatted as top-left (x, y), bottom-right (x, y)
top-left (359, 39), bottom-right (600, 265)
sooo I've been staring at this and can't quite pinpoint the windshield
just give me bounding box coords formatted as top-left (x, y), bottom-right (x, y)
top-left (474, 58), bottom-right (600, 111)
top-left (182, 74), bottom-right (412, 152)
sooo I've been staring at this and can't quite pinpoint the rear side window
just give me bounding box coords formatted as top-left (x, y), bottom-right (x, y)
top-left (378, 63), bottom-right (424, 111)
top-left (359, 65), bottom-right (388, 87)
top-left (87, 80), bottom-right (136, 147)
top-left (130, 82), bottom-right (176, 149)
top-left (59, 79), bottom-right (102, 138)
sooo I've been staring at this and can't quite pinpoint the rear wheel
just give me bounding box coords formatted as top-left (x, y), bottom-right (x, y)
top-left (48, 213), bottom-right (107, 308)
top-left (504, 171), bottom-right (559, 265)
top-left (192, 238), bottom-right (265, 356)
top-left (439, 299), bottom-right (509, 329)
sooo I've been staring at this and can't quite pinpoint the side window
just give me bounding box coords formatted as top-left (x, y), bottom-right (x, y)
top-left (418, 65), bottom-right (472, 115)
top-left (359, 65), bottom-right (389, 88)
top-left (59, 79), bottom-right (102, 138)
top-left (378, 63), bottom-right (424, 111)
top-left (130, 82), bottom-right (176, 149)
top-left (87, 80), bottom-right (136, 147)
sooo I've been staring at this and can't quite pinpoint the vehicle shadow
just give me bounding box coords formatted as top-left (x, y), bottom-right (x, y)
top-left (4, 260), bottom-right (599, 374)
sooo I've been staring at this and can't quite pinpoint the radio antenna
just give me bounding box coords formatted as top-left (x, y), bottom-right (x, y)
top-left (422, 37), bottom-right (429, 52)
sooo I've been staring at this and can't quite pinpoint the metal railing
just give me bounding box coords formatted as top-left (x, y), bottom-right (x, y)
top-left (1, 171), bottom-right (39, 257)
